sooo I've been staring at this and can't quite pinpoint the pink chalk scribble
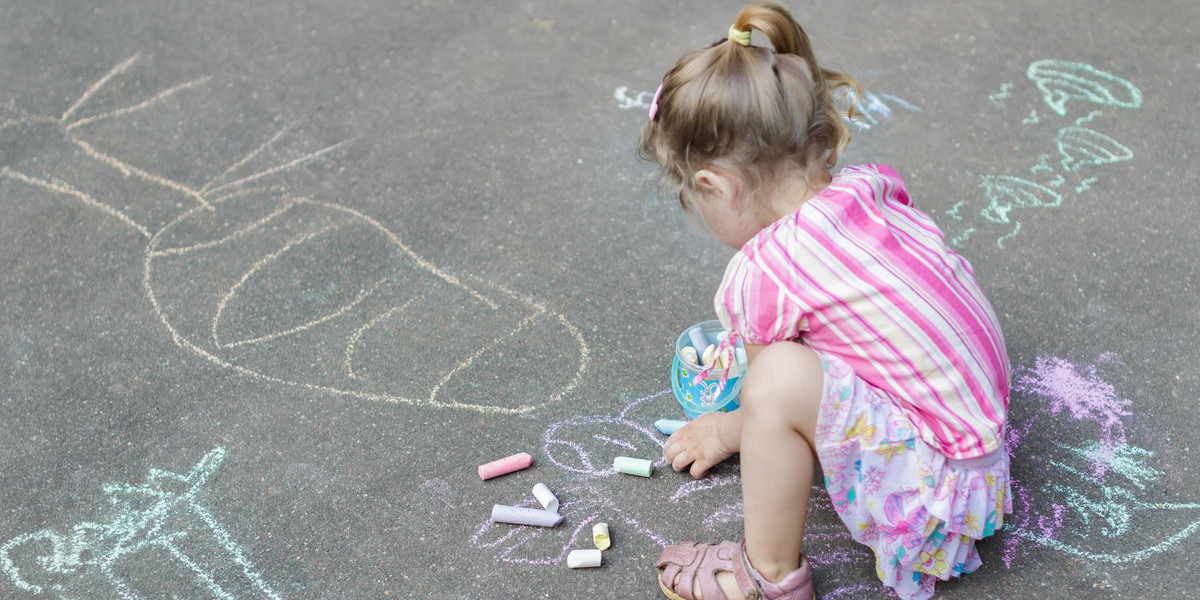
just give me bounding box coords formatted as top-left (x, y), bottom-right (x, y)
top-left (1013, 355), bottom-right (1130, 477)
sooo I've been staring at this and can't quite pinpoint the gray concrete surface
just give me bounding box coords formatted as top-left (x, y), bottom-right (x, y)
top-left (2, 1), bottom-right (1199, 598)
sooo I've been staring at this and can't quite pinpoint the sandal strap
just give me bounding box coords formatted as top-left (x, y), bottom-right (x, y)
top-left (656, 541), bottom-right (762, 600)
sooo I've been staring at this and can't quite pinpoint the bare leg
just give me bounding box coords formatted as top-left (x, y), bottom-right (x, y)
top-left (739, 342), bottom-right (824, 582)
top-left (680, 342), bottom-right (824, 600)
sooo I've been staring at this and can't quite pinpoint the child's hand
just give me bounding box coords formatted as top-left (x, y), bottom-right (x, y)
top-left (664, 410), bottom-right (742, 479)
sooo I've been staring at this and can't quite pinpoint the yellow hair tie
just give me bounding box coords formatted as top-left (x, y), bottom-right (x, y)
top-left (727, 25), bottom-right (751, 46)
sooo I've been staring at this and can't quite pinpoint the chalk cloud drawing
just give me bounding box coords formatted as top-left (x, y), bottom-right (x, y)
top-left (0, 447), bottom-right (281, 600)
top-left (948, 60), bottom-right (1142, 249)
top-left (472, 355), bottom-right (1199, 597)
top-left (0, 54), bottom-right (588, 414)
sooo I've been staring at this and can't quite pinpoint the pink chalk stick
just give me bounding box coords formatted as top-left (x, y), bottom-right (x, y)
top-left (478, 452), bottom-right (533, 480)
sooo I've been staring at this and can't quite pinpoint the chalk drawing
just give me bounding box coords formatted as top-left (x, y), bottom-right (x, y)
top-left (1002, 354), bottom-right (1200, 568)
top-left (842, 89), bottom-right (922, 131)
top-left (978, 175), bottom-right (1063, 226)
top-left (613, 86), bottom-right (656, 111)
top-left (0, 54), bottom-right (588, 415)
top-left (620, 76), bottom-right (921, 134)
top-left (471, 354), bottom-right (1199, 596)
top-left (0, 448), bottom-right (281, 600)
top-left (470, 391), bottom-right (907, 597)
top-left (1055, 125), bottom-right (1134, 172)
top-left (947, 59), bottom-right (1142, 249)
top-left (1027, 60), bottom-right (1143, 117)
top-left (989, 82), bottom-right (1014, 107)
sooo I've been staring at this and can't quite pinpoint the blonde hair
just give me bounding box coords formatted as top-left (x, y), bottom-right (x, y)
top-left (639, 2), bottom-right (861, 209)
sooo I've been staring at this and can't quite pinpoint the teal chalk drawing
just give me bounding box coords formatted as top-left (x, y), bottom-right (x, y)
top-left (945, 200), bottom-right (966, 221)
top-left (1055, 126), bottom-right (1133, 172)
top-left (989, 82), bottom-right (1014, 107)
top-left (1030, 154), bottom-right (1055, 175)
top-left (979, 175), bottom-right (1064, 225)
top-left (1015, 442), bottom-right (1200, 564)
top-left (1, 448), bottom-right (283, 600)
top-left (995, 221), bottom-right (1021, 250)
top-left (1027, 60), bottom-right (1143, 117)
top-left (949, 60), bottom-right (1143, 249)
top-left (948, 227), bottom-right (975, 247)
top-left (1074, 177), bottom-right (1099, 194)
top-left (1073, 110), bottom-right (1104, 126)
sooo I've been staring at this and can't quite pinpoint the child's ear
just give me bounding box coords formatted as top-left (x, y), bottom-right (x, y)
top-left (694, 168), bottom-right (737, 204)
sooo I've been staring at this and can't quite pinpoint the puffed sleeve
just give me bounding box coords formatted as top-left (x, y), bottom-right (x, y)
top-left (713, 250), bottom-right (807, 346)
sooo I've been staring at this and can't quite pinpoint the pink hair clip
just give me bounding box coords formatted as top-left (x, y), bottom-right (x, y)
top-left (648, 84), bottom-right (663, 121)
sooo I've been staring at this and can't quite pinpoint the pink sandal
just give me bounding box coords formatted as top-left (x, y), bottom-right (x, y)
top-left (655, 541), bottom-right (815, 600)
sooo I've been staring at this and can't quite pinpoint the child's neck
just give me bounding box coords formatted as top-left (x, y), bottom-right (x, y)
top-left (765, 166), bottom-right (831, 222)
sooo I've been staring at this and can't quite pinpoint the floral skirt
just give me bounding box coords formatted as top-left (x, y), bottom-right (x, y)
top-left (813, 354), bottom-right (1012, 600)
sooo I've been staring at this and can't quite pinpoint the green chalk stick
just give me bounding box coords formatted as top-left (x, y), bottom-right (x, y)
top-left (613, 456), bottom-right (653, 477)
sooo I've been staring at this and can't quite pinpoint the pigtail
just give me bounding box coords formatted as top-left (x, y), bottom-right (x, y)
top-left (640, 2), bottom-right (865, 208)
top-left (736, 3), bottom-right (862, 166)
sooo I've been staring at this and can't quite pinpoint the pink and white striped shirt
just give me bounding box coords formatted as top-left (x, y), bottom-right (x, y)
top-left (714, 165), bottom-right (1010, 459)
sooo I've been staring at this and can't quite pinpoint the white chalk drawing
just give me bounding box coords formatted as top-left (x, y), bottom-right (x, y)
top-left (0, 448), bottom-right (281, 600)
top-left (617, 76), bottom-right (921, 133)
top-left (0, 54), bottom-right (588, 414)
top-left (1026, 59), bottom-right (1143, 117)
top-left (948, 60), bottom-right (1142, 249)
top-left (843, 89), bottom-right (922, 131)
top-left (613, 86), bottom-right (656, 111)
top-left (472, 354), bottom-right (1198, 596)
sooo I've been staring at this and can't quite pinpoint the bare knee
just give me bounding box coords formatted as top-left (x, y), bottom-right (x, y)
top-left (740, 342), bottom-right (824, 434)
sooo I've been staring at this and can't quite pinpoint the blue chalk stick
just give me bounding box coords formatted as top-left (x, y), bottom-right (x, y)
top-left (686, 327), bottom-right (710, 353)
top-left (654, 419), bottom-right (688, 435)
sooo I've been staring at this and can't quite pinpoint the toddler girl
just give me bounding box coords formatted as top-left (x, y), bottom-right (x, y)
top-left (639, 4), bottom-right (1012, 600)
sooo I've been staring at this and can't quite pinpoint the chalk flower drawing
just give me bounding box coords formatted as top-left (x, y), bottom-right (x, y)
top-left (0, 54), bottom-right (588, 414)
top-left (0, 448), bottom-right (280, 600)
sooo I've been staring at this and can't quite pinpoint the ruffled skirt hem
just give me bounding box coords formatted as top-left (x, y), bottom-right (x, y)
top-left (813, 354), bottom-right (1013, 600)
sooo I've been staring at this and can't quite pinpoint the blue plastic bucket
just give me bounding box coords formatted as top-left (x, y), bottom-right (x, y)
top-left (670, 320), bottom-right (745, 419)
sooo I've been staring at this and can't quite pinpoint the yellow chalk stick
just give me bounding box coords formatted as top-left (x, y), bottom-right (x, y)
top-left (592, 522), bottom-right (611, 550)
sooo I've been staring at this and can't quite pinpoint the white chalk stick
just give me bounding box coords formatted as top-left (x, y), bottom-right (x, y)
top-left (532, 482), bottom-right (559, 513)
top-left (613, 456), bottom-right (653, 477)
top-left (654, 419), bottom-right (688, 435)
top-left (735, 347), bottom-right (747, 365)
top-left (567, 548), bottom-right (603, 568)
top-left (679, 346), bottom-right (699, 366)
top-left (592, 522), bottom-right (611, 550)
top-left (491, 504), bottom-right (563, 527)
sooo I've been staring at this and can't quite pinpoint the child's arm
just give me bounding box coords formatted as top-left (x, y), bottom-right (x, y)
top-left (663, 343), bottom-right (767, 479)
